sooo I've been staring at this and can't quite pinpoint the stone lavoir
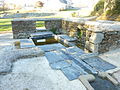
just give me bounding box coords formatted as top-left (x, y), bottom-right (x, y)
top-left (11, 18), bottom-right (120, 54)
top-left (10, 17), bottom-right (120, 90)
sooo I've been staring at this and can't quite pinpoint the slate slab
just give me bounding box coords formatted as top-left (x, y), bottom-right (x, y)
top-left (62, 46), bottom-right (85, 56)
top-left (31, 32), bottom-right (54, 39)
top-left (20, 39), bottom-right (35, 48)
top-left (45, 51), bottom-right (65, 64)
top-left (37, 43), bottom-right (66, 52)
top-left (61, 50), bottom-right (97, 74)
top-left (71, 61), bottom-right (88, 75)
top-left (61, 66), bottom-right (83, 81)
top-left (50, 60), bottom-right (71, 70)
top-left (83, 57), bottom-right (116, 72)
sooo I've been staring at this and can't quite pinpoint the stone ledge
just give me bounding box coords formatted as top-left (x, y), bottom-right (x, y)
top-left (85, 21), bottom-right (120, 32)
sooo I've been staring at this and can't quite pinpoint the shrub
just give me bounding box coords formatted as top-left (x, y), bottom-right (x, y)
top-left (91, 0), bottom-right (105, 16)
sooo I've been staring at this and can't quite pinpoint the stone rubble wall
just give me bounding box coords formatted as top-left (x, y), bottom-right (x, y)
top-left (61, 19), bottom-right (120, 53)
top-left (11, 18), bottom-right (120, 53)
top-left (12, 20), bottom-right (36, 39)
top-left (45, 20), bottom-right (62, 34)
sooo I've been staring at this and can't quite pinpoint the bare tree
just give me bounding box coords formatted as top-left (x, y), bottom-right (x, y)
top-left (0, 0), bottom-right (6, 13)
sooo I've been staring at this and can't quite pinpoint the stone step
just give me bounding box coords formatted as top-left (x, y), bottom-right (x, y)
top-left (54, 35), bottom-right (77, 47)
top-left (30, 31), bottom-right (54, 39)
top-left (20, 39), bottom-right (35, 48)
top-left (37, 43), bottom-right (66, 52)
top-left (55, 34), bottom-right (77, 42)
top-left (36, 28), bottom-right (50, 32)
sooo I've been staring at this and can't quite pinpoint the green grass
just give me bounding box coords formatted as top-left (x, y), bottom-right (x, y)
top-left (60, 9), bottom-right (78, 11)
top-left (36, 21), bottom-right (45, 27)
top-left (0, 19), bottom-right (12, 31)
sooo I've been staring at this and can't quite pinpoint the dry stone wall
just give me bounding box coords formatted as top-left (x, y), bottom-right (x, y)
top-left (12, 19), bottom-right (36, 39)
top-left (45, 20), bottom-right (62, 34)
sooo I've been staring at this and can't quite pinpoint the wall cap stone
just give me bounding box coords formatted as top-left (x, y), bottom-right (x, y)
top-left (85, 21), bottom-right (120, 32)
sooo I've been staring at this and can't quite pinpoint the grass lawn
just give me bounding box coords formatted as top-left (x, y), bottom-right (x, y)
top-left (60, 9), bottom-right (78, 11)
top-left (0, 19), bottom-right (12, 31)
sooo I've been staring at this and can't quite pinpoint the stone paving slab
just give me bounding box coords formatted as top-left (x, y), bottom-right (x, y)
top-left (62, 46), bottom-right (85, 55)
top-left (61, 66), bottom-right (85, 81)
top-left (20, 39), bottom-right (35, 48)
top-left (83, 57), bottom-right (116, 72)
top-left (61, 50), bottom-right (97, 74)
top-left (45, 49), bottom-right (89, 80)
top-left (56, 35), bottom-right (77, 42)
top-left (45, 51), bottom-right (65, 64)
top-left (71, 61), bottom-right (88, 75)
top-left (37, 43), bottom-right (66, 52)
top-left (50, 61), bottom-right (71, 70)
top-left (45, 44), bottom-right (116, 81)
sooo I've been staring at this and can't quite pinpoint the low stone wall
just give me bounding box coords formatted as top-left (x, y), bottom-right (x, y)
top-left (12, 18), bottom-right (63, 39)
top-left (61, 19), bottom-right (120, 53)
top-left (12, 19), bottom-right (36, 39)
top-left (11, 18), bottom-right (120, 53)
top-left (99, 31), bottom-right (120, 53)
top-left (62, 21), bottom-right (79, 36)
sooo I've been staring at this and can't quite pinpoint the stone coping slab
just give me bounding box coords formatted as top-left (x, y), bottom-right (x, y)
top-left (12, 18), bottom-right (63, 21)
top-left (55, 34), bottom-right (77, 42)
top-left (30, 32), bottom-right (54, 39)
top-left (85, 21), bottom-right (120, 32)
top-left (12, 17), bottom-right (94, 22)
top-left (96, 20), bottom-right (120, 25)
